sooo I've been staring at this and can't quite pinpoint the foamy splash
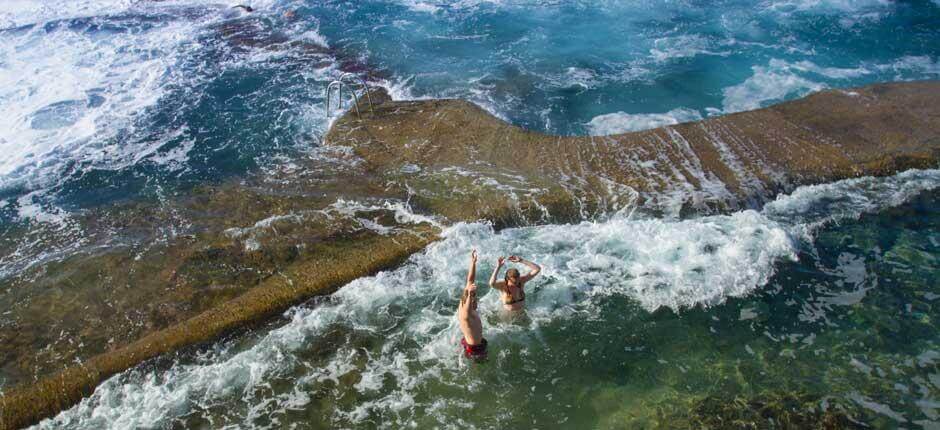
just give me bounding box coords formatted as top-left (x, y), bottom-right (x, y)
top-left (0, 3), bottom-right (214, 189)
top-left (586, 108), bottom-right (703, 136)
top-left (34, 169), bottom-right (940, 429)
top-left (0, 0), bottom-right (336, 198)
top-left (719, 57), bottom-right (940, 113)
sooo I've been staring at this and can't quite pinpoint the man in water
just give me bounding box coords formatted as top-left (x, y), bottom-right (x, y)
top-left (458, 250), bottom-right (487, 361)
top-left (489, 255), bottom-right (541, 311)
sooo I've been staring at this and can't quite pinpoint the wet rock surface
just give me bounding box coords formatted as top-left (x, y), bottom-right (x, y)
top-left (327, 81), bottom-right (940, 218)
top-left (0, 143), bottom-right (439, 429)
top-left (1, 81), bottom-right (939, 429)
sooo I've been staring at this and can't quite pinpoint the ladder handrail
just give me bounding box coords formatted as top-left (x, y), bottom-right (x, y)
top-left (325, 79), bottom-right (363, 118)
top-left (339, 73), bottom-right (374, 113)
top-left (325, 81), bottom-right (341, 114)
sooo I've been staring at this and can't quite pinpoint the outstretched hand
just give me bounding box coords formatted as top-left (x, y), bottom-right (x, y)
top-left (470, 249), bottom-right (478, 263)
top-left (508, 255), bottom-right (521, 263)
top-left (497, 256), bottom-right (505, 266)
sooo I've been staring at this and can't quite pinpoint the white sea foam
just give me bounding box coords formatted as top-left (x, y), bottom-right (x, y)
top-left (560, 66), bottom-right (598, 89)
top-left (763, 169), bottom-right (940, 240)
top-left (375, 75), bottom-right (422, 102)
top-left (875, 55), bottom-right (940, 78)
top-left (788, 59), bottom-right (870, 79)
top-left (36, 169), bottom-right (940, 429)
top-left (721, 60), bottom-right (827, 113)
top-left (0, 0), bottom-right (258, 28)
top-left (15, 191), bottom-right (68, 225)
top-left (0, 190), bottom-right (87, 278)
top-left (649, 34), bottom-right (729, 63)
top-left (298, 29), bottom-right (329, 48)
top-left (0, 0), bottom-right (350, 223)
top-left (0, 3), bottom-right (216, 191)
top-left (586, 108), bottom-right (702, 135)
top-left (764, 0), bottom-right (896, 28)
top-left (763, 0), bottom-right (893, 15)
top-left (399, 0), bottom-right (447, 14)
top-left (323, 199), bottom-right (443, 229)
top-left (221, 199), bottom-right (440, 251)
top-left (720, 57), bottom-right (940, 113)
top-left (395, 0), bottom-right (509, 14)
top-left (0, 1), bottom-right (354, 279)
top-left (0, 0), bottom-right (135, 29)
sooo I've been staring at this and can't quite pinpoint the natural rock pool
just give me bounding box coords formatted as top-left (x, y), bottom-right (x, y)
top-left (39, 170), bottom-right (940, 428)
top-left (1, 0), bottom-right (939, 428)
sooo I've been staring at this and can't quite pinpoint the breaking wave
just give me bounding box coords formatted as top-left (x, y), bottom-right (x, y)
top-left (36, 169), bottom-right (940, 429)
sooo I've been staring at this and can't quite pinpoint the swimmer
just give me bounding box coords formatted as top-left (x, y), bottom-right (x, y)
top-left (457, 250), bottom-right (487, 361)
top-left (489, 255), bottom-right (541, 311)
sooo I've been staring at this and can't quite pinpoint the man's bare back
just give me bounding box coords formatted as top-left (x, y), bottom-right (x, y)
top-left (458, 250), bottom-right (486, 359)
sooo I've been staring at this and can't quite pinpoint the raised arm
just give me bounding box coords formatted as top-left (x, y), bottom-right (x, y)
top-left (488, 256), bottom-right (505, 289)
top-left (508, 255), bottom-right (540, 281)
top-left (466, 250), bottom-right (478, 287)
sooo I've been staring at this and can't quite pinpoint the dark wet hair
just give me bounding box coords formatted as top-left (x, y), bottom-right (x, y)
top-left (505, 268), bottom-right (520, 283)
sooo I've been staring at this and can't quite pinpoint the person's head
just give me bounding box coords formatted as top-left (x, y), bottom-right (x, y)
top-left (505, 268), bottom-right (520, 287)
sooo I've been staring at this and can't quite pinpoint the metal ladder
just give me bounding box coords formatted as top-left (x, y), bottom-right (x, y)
top-left (325, 73), bottom-right (375, 119)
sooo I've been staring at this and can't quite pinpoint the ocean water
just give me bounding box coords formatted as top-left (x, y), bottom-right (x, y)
top-left (1, 0), bottom-right (938, 217)
top-left (35, 170), bottom-right (940, 428)
top-left (0, 0), bottom-right (939, 428)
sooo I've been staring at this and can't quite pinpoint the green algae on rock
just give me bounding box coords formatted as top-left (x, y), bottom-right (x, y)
top-left (0, 224), bottom-right (437, 430)
top-left (326, 81), bottom-right (940, 218)
top-left (0, 146), bottom-right (440, 430)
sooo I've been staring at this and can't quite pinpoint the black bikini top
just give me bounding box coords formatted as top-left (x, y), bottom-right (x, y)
top-left (503, 284), bottom-right (525, 305)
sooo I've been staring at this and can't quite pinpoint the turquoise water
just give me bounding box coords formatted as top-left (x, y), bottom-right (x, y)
top-left (0, 1), bottom-right (939, 428)
top-left (1, 0), bottom-right (939, 213)
top-left (309, 0), bottom-right (940, 134)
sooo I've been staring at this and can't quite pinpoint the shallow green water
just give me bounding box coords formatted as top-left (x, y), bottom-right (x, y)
top-left (39, 172), bottom-right (940, 429)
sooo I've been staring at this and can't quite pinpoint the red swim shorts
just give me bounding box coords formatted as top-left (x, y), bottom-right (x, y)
top-left (461, 337), bottom-right (488, 360)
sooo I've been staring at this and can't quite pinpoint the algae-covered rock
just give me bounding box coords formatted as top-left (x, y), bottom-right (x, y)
top-left (326, 81), bottom-right (940, 217)
top-left (0, 223), bottom-right (438, 430)
top-left (2, 80), bottom-right (939, 429)
top-left (686, 392), bottom-right (862, 430)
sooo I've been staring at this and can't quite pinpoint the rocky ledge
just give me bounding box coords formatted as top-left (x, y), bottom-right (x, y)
top-left (325, 81), bottom-right (940, 220)
top-left (2, 81), bottom-right (938, 430)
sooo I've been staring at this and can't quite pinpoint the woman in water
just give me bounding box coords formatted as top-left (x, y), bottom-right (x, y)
top-left (489, 255), bottom-right (541, 311)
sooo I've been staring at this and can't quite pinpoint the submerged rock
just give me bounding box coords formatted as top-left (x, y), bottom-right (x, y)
top-left (685, 392), bottom-right (862, 430)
